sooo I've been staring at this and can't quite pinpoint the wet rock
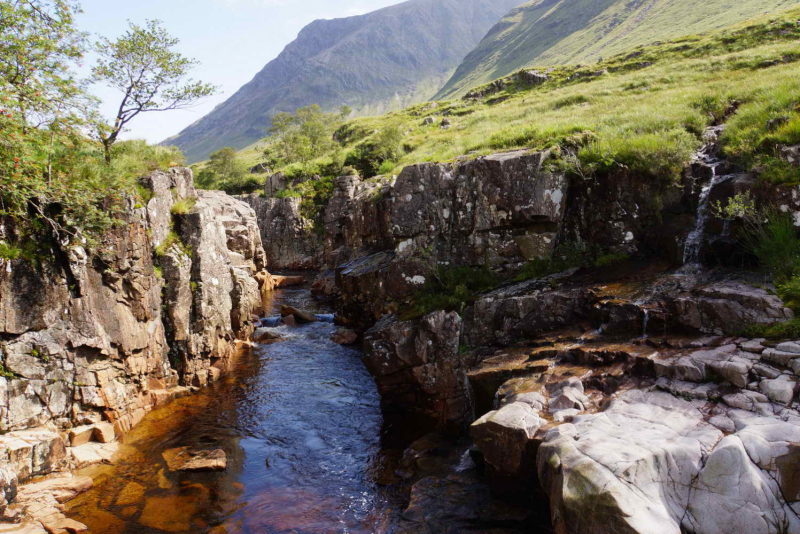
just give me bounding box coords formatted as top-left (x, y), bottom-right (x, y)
top-left (162, 447), bottom-right (227, 472)
top-left (252, 329), bottom-right (284, 344)
top-left (363, 311), bottom-right (472, 430)
top-left (396, 474), bottom-right (533, 534)
top-left (470, 403), bottom-right (543, 486)
top-left (92, 423), bottom-right (116, 444)
top-left (671, 282), bottom-right (794, 335)
top-left (115, 482), bottom-right (145, 506)
top-left (280, 305), bottom-right (318, 323)
top-left (139, 495), bottom-right (199, 533)
top-left (331, 328), bottom-right (358, 345)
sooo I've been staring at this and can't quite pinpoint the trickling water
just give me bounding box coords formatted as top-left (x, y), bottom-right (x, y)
top-left (683, 126), bottom-right (727, 265)
top-left (67, 286), bottom-right (408, 534)
top-left (642, 309), bottom-right (650, 339)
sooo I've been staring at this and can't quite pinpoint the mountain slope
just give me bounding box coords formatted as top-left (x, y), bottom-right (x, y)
top-left (166, 0), bottom-right (522, 163)
top-left (436, 0), bottom-right (800, 99)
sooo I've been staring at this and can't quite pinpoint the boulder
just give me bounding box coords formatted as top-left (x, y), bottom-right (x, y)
top-left (162, 447), bottom-right (227, 472)
top-left (331, 328), bottom-right (358, 345)
top-left (538, 389), bottom-right (800, 534)
top-left (363, 311), bottom-right (472, 430)
top-left (280, 305), bottom-right (318, 323)
top-left (470, 402), bottom-right (544, 485)
top-left (252, 330), bottom-right (284, 344)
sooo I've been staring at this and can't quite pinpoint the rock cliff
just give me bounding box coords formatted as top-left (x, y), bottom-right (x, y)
top-left (0, 168), bottom-right (268, 515)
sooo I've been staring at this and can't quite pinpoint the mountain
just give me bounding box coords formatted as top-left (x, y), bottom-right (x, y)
top-left (436, 0), bottom-right (800, 99)
top-left (166, 0), bottom-right (522, 163)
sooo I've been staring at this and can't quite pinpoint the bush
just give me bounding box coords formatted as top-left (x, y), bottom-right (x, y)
top-left (743, 318), bottom-right (800, 340)
top-left (378, 161), bottom-right (396, 175)
top-left (741, 210), bottom-right (800, 282)
top-left (405, 265), bottom-right (499, 318)
top-left (516, 241), bottom-right (594, 281)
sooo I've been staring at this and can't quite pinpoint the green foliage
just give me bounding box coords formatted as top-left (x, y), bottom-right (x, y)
top-left (274, 188), bottom-right (302, 199)
top-left (516, 241), bottom-right (594, 281)
top-left (0, 243), bottom-right (21, 261)
top-left (264, 104), bottom-right (343, 168)
top-left (594, 252), bottom-right (631, 268)
top-left (92, 19), bottom-right (217, 162)
top-left (345, 124), bottom-right (404, 177)
top-left (170, 197), bottom-right (197, 216)
top-left (155, 231), bottom-right (191, 258)
top-left (741, 210), bottom-right (800, 282)
top-left (378, 161), bottom-right (397, 175)
top-left (743, 318), bottom-right (800, 340)
top-left (196, 147), bottom-right (258, 194)
top-left (553, 95), bottom-right (590, 109)
top-left (405, 265), bottom-right (498, 319)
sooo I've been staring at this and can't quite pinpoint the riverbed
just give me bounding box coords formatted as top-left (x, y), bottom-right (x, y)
top-left (67, 287), bottom-right (408, 534)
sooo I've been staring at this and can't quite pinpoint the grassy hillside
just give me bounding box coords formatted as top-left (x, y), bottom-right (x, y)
top-left (165, 0), bottom-right (521, 163)
top-left (436, 0), bottom-right (800, 99)
top-left (225, 5), bottom-right (800, 205)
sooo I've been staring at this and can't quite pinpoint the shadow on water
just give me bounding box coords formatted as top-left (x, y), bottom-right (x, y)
top-left (67, 284), bottom-right (417, 534)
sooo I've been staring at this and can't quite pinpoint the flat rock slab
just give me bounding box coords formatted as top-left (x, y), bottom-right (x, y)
top-left (162, 447), bottom-right (227, 472)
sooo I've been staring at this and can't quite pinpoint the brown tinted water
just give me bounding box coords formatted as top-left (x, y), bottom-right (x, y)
top-left (67, 287), bottom-right (411, 534)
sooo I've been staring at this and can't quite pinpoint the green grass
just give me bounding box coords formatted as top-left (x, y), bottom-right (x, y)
top-left (225, 7), bottom-right (800, 196)
top-left (744, 318), bottom-right (800, 340)
top-left (155, 231), bottom-right (192, 258)
top-left (436, 0), bottom-right (800, 99)
top-left (170, 197), bottom-right (198, 216)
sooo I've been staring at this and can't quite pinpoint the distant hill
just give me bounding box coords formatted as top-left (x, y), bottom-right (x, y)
top-left (166, 0), bottom-right (522, 163)
top-left (436, 0), bottom-right (800, 99)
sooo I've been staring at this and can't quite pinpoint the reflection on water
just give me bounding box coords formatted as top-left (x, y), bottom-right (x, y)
top-left (68, 286), bottom-right (406, 534)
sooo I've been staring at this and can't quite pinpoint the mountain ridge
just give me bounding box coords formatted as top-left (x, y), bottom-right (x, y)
top-left (166, 0), bottom-right (521, 163)
top-left (436, 0), bottom-right (800, 99)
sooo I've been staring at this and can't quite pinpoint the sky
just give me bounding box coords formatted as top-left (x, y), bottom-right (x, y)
top-left (75, 0), bottom-right (405, 144)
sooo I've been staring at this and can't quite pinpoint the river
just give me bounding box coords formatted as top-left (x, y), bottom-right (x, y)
top-left (67, 286), bottom-right (408, 534)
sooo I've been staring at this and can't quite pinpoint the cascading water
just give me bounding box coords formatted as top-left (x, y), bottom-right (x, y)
top-left (683, 126), bottom-right (727, 265)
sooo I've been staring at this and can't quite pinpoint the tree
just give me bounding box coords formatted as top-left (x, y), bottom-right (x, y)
top-left (208, 147), bottom-right (247, 183)
top-left (263, 104), bottom-right (340, 167)
top-left (92, 20), bottom-right (217, 163)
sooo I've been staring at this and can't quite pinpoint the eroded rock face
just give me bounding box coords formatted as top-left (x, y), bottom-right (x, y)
top-left (538, 390), bottom-right (800, 534)
top-left (0, 168), bottom-right (266, 489)
top-left (237, 195), bottom-right (321, 270)
top-left (363, 311), bottom-right (473, 431)
top-left (326, 151), bottom-right (571, 323)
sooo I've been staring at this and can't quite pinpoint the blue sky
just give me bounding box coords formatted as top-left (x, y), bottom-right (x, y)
top-left (76, 0), bottom-right (404, 143)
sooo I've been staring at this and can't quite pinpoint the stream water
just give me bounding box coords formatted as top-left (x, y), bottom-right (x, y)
top-left (67, 286), bottom-right (409, 534)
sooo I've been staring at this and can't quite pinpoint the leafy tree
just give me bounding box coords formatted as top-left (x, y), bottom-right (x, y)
top-left (0, 0), bottom-right (119, 245)
top-left (339, 105), bottom-right (352, 120)
top-left (92, 20), bottom-right (217, 163)
top-left (208, 146), bottom-right (248, 183)
top-left (264, 104), bottom-right (342, 168)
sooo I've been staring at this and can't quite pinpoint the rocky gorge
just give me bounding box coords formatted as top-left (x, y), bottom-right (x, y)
top-left (2, 128), bottom-right (800, 534)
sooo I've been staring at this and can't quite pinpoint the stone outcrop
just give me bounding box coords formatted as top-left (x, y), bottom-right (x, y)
top-left (325, 151), bottom-right (572, 324)
top-left (0, 168), bottom-right (267, 518)
top-left (363, 311), bottom-right (473, 431)
top-left (237, 195), bottom-right (321, 271)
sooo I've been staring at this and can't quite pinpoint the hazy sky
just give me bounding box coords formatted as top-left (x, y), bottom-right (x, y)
top-left (76, 0), bottom-right (404, 144)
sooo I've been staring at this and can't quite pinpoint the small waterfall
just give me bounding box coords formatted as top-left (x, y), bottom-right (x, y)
top-left (683, 126), bottom-right (726, 265)
top-left (641, 309), bottom-right (650, 339)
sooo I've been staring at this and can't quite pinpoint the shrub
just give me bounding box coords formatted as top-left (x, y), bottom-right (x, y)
top-left (0, 242), bottom-right (21, 261)
top-left (170, 197), bottom-right (197, 216)
top-left (594, 252), bottom-right (631, 268)
top-left (405, 265), bottom-right (499, 318)
top-left (740, 210), bottom-right (800, 282)
top-left (516, 241), bottom-right (594, 281)
top-left (744, 318), bottom-right (800, 340)
top-left (274, 188), bottom-right (302, 199)
top-left (378, 161), bottom-right (396, 175)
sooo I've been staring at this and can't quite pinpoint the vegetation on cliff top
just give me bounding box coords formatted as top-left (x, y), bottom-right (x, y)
top-left (0, 1), bottom-right (213, 254)
top-left (436, 0), bottom-right (800, 99)
top-left (231, 6), bottom-right (800, 199)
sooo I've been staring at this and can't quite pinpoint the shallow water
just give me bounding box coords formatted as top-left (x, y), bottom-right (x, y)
top-left (67, 287), bottom-right (407, 534)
